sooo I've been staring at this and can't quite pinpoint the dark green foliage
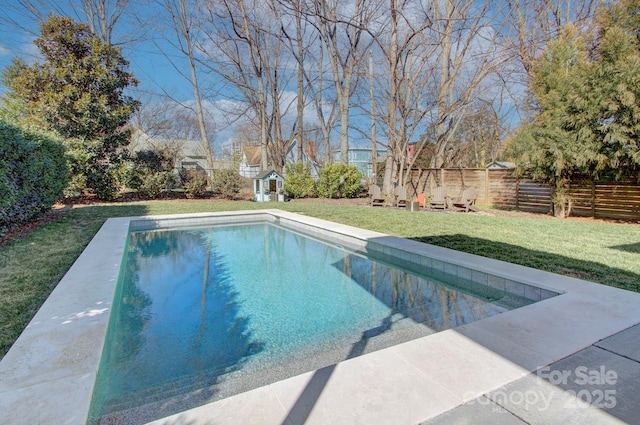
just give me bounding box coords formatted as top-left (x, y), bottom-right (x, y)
top-left (506, 0), bottom-right (640, 216)
top-left (124, 150), bottom-right (176, 199)
top-left (0, 119), bottom-right (67, 236)
top-left (182, 168), bottom-right (208, 199)
top-left (211, 169), bottom-right (241, 199)
top-left (2, 16), bottom-right (139, 200)
top-left (284, 162), bottom-right (317, 198)
top-left (317, 163), bottom-right (362, 198)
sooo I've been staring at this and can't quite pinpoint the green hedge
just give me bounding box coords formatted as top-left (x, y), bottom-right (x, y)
top-left (317, 163), bottom-right (362, 198)
top-left (0, 120), bottom-right (68, 237)
top-left (284, 162), bottom-right (317, 198)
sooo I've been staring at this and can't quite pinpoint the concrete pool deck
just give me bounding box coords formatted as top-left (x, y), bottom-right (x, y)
top-left (1, 210), bottom-right (639, 424)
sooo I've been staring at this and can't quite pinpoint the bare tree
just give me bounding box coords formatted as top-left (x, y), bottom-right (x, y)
top-left (373, 0), bottom-right (435, 194)
top-left (158, 0), bottom-right (215, 180)
top-left (200, 0), bottom-right (276, 170)
top-left (278, 0), bottom-right (307, 162)
top-left (1, 0), bottom-right (140, 45)
top-left (308, 0), bottom-right (382, 164)
top-left (200, 0), bottom-right (310, 173)
top-left (505, 0), bottom-right (596, 75)
top-left (429, 0), bottom-right (510, 168)
top-left (133, 94), bottom-right (206, 140)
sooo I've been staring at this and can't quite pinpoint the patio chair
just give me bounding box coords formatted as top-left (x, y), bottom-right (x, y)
top-left (427, 186), bottom-right (448, 210)
top-left (451, 187), bottom-right (478, 212)
top-left (417, 193), bottom-right (427, 209)
top-left (395, 186), bottom-right (408, 208)
top-left (370, 184), bottom-right (385, 207)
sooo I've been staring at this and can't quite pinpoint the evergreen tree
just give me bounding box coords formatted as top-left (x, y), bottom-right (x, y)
top-left (3, 16), bottom-right (139, 199)
top-left (506, 0), bottom-right (640, 216)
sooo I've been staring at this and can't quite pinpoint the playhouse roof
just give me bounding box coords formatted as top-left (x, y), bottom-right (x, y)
top-left (255, 169), bottom-right (284, 180)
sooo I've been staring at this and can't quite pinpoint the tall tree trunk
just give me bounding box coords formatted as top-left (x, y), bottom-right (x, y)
top-left (382, 0), bottom-right (399, 195)
top-left (369, 48), bottom-right (377, 182)
top-left (178, 0), bottom-right (214, 181)
top-left (295, 2), bottom-right (304, 163)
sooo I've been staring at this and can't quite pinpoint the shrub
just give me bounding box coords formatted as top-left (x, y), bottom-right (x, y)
top-left (86, 164), bottom-right (120, 201)
top-left (182, 168), bottom-right (208, 199)
top-left (284, 162), bottom-right (317, 198)
top-left (137, 172), bottom-right (175, 199)
top-left (317, 163), bottom-right (362, 198)
top-left (0, 119), bottom-right (68, 236)
top-left (212, 169), bottom-right (241, 199)
top-left (123, 150), bottom-right (176, 199)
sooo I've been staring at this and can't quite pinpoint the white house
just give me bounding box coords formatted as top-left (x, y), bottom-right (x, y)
top-left (238, 139), bottom-right (323, 179)
top-left (239, 146), bottom-right (262, 178)
top-left (285, 139), bottom-right (321, 179)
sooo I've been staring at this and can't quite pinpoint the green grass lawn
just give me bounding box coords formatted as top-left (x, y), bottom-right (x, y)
top-left (1, 199), bottom-right (639, 359)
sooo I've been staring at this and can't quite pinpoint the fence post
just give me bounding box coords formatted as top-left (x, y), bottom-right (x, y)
top-left (485, 169), bottom-right (490, 204)
top-left (591, 181), bottom-right (596, 218)
top-left (515, 178), bottom-right (519, 210)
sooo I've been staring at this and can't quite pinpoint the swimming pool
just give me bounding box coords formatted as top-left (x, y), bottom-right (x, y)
top-left (5, 210), bottom-right (639, 425)
top-left (88, 217), bottom-right (556, 424)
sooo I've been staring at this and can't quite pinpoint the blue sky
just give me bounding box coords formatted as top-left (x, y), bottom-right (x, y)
top-left (0, 2), bottom-right (402, 154)
top-left (0, 1), bottom-right (520, 157)
top-left (0, 4), bottom-right (194, 98)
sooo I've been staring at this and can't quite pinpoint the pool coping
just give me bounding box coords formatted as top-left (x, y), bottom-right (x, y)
top-left (1, 209), bottom-right (639, 425)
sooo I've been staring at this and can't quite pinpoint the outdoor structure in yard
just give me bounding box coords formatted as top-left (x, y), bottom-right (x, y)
top-left (254, 170), bottom-right (284, 202)
top-left (333, 147), bottom-right (386, 180)
top-left (409, 167), bottom-right (640, 221)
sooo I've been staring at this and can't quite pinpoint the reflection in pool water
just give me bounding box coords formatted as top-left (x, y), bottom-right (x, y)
top-left (88, 222), bottom-right (532, 424)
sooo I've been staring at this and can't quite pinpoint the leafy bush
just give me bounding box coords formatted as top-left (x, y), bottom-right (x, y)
top-left (138, 172), bottom-right (175, 199)
top-left (212, 169), bottom-right (241, 199)
top-left (317, 163), bottom-right (362, 198)
top-left (123, 150), bottom-right (176, 199)
top-left (284, 162), bottom-right (317, 198)
top-left (86, 163), bottom-right (120, 201)
top-left (0, 119), bottom-right (68, 236)
top-left (182, 168), bottom-right (208, 199)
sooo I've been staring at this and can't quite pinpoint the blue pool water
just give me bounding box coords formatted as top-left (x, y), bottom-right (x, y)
top-left (88, 222), bottom-right (533, 423)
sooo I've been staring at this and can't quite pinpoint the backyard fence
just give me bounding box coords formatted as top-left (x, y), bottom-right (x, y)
top-left (407, 168), bottom-right (640, 221)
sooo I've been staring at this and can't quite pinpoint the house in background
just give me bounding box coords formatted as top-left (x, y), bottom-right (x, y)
top-left (129, 128), bottom-right (232, 173)
top-left (285, 139), bottom-right (322, 179)
top-left (332, 147), bottom-right (387, 180)
top-left (239, 140), bottom-right (323, 179)
top-left (239, 146), bottom-right (262, 178)
top-left (486, 161), bottom-right (516, 170)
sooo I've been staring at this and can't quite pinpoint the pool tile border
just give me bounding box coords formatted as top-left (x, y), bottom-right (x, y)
top-left (1, 209), bottom-right (639, 425)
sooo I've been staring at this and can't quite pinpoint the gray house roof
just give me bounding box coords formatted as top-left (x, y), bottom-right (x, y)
top-left (486, 161), bottom-right (516, 169)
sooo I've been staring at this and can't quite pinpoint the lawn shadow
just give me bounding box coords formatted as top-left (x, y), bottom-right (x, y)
top-left (609, 242), bottom-right (640, 254)
top-left (67, 203), bottom-right (151, 221)
top-left (410, 234), bottom-right (640, 292)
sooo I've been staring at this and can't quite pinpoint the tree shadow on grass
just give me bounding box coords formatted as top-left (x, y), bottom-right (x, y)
top-left (410, 234), bottom-right (640, 293)
top-left (610, 242), bottom-right (640, 254)
top-left (66, 203), bottom-right (151, 221)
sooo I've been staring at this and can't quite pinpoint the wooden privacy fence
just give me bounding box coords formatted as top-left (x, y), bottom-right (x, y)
top-left (407, 168), bottom-right (640, 221)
